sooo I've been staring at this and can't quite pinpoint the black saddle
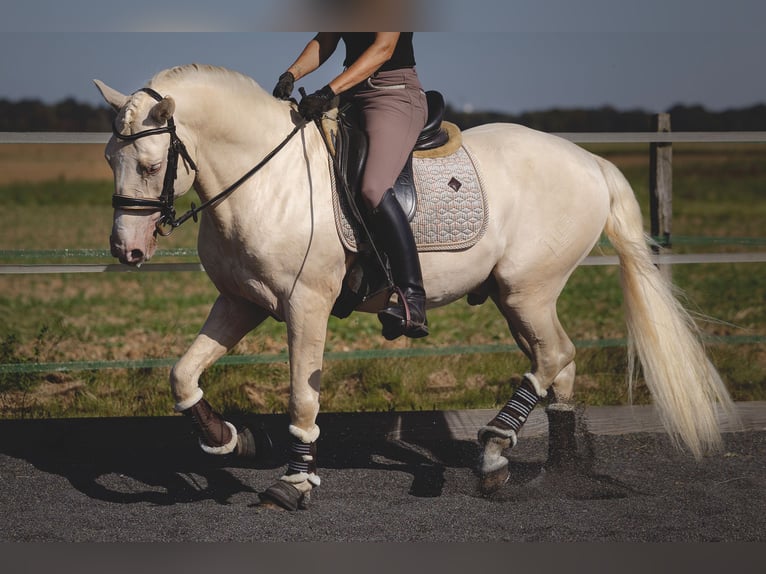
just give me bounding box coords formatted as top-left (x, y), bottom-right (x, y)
top-left (335, 90), bottom-right (449, 223)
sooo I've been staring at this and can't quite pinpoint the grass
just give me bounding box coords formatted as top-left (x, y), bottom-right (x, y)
top-left (0, 142), bottom-right (764, 418)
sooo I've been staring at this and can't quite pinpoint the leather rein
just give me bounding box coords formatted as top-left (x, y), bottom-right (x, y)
top-left (111, 87), bottom-right (307, 236)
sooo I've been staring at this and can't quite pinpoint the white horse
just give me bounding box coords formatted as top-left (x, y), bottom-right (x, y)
top-left (95, 64), bottom-right (736, 510)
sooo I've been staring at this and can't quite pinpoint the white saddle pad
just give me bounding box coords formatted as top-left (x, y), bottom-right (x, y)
top-left (332, 145), bottom-right (488, 253)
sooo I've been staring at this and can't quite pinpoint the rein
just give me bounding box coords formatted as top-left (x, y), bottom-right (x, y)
top-left (112, 87), bottom-right (308, 236)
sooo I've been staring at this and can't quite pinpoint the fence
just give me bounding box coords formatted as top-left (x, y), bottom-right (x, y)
top-left (1, 121), bottom-right (765, 374)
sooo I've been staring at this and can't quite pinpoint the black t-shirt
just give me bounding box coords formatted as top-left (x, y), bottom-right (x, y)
top-left (341, 33), bottom-right (416, 72)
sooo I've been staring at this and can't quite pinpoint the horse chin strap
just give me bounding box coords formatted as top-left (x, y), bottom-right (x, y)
top-left (111, 87), bottom-right (198, 236)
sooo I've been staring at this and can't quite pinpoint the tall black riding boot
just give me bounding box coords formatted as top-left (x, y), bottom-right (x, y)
top-left (369, 188), bottom-right (429, 340)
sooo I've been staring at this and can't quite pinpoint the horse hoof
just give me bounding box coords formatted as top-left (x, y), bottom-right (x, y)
top-left (479, 466), bottom-right (510, 495)
top-left (235, 426), bottom-right (273, 459)
top-left (258, 480), bottom-right (309, 511)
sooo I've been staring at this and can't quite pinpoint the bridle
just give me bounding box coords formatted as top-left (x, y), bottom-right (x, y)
top-left (111, 87), bottom-right (198, 236)
top-left (111, 87), bottom-right (307, 236)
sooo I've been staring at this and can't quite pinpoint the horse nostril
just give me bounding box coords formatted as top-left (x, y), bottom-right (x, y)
top-left (130, 249), bottom-right (144, 262)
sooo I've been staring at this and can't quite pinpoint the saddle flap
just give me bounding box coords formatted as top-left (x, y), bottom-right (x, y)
top-left (336, 106), bottom-right (368, 201)
top-left (392, 156), bottom-right (416, 222)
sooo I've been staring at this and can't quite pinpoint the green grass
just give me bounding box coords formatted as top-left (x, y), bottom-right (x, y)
top-left (0, 143), bottom-right (764, 418)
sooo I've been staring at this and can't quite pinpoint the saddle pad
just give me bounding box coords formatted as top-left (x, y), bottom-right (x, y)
top-left (332, 145), bottom-right (488, 253)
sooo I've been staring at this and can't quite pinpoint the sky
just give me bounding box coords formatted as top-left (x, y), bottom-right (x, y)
top-left (1, 0), bottom-right (764, 115)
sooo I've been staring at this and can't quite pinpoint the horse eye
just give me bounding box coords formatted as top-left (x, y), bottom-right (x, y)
top-left (146, 162), bottom-right (162, 175)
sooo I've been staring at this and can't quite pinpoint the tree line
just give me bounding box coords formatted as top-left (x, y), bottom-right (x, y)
top-left (0, 98), bottom-right (113, 132)
top-left (2, 96), bottom-right (766, 132)
top-left (445, 103), bottom-right (766, 132)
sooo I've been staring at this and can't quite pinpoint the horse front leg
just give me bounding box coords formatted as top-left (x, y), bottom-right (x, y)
top-left (259, 289), bottom-right (332, 511)
top-left (171, 294), bottom-right (270, 456)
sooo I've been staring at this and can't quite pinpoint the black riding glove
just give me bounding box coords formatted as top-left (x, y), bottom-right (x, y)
top-left (272, 71), bottom-right (295, 100)
top-left (298, 85), bottom-right (336, 120)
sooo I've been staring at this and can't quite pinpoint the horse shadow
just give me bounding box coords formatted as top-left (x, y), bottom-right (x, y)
top-left (0, 413), bottom-right (482, 505)
top-left (0, 416), bottom-right (278, 505)
top-left (0, 409), bottom-right (640, 507)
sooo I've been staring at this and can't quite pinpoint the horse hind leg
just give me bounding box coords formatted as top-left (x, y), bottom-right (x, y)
top-left (544, 362), bottom-right (581, 468)
top-left (478, 294), bottom-right (577, 491)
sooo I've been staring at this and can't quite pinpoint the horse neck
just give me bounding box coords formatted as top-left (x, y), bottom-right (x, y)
top-left (178, 87), bottom-right (305, 203)
top-left (172, 85), bottom-right (327, 233)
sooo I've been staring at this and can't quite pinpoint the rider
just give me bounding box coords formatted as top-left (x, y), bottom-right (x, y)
top-left (273, 32), bottom-right (429, 340)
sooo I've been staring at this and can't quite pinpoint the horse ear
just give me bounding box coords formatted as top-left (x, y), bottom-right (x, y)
top-left (150, 97), bottom-right (175, 125)
top-left (93, 79), bottom-right (129, 112)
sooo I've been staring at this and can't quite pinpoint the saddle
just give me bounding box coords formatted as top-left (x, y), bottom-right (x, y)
top-left (326, 90), bottom-right (460, 224)
top-left (324, 91), bottom-right (480, 319)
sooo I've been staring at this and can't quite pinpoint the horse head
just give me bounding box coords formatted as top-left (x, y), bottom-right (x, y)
top-left (94, 79), bottom-right (197, 266)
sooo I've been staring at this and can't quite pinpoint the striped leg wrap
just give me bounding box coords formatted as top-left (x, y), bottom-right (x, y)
top-left (488, 376), bottom-right (541, 433)
top-left (287, 439), bottom-right (317, 477)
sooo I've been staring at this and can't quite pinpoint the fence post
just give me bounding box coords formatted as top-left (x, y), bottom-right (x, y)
top-left (649, 113), bottom-right (673, 275)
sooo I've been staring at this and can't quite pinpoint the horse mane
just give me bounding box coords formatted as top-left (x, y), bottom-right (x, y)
top-left (113, 64), bottom-right (276, 134)
top-left (147, 64), bottom-right (266, 98)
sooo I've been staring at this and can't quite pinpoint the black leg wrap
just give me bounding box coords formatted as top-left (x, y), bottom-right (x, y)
top-left (487, 376), bottom-right (541, 435)
top-left (286, 439), bottom-right (317, 476)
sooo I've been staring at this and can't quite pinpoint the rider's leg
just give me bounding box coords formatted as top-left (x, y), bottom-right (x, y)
top-left (355, 69), bottom-right (428, 339)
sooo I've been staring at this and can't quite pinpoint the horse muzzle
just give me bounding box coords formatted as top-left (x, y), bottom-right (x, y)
top-left (110, 211), bottom-right (160, 266)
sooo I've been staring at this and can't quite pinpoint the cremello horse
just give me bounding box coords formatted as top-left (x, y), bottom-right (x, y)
top-left (95, 64), bottom-right (735, 510)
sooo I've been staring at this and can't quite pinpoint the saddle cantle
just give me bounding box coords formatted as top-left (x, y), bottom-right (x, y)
top-left (416, 90), bottom-right (450, 151)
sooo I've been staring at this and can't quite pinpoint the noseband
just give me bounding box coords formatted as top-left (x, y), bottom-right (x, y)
top-left (111, 87), bottom-right (308, 236)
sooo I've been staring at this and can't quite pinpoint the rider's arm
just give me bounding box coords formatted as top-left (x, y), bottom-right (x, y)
top-left (327, 32), bottom-right (400, 94)
top-left (286, 33), bottom-right (342, 81)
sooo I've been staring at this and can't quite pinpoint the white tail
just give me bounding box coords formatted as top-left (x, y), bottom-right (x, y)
top-left (598, 157), bottom-right (737, 459)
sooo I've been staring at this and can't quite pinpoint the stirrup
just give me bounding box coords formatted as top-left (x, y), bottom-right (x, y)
top-left (378, 287), bottom-right (429, 340)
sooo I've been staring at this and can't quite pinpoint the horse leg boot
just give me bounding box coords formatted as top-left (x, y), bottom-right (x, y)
top-left (477, 373), bottom-right (547, 493)
top-left (176, 390), bottom-right (239, 455)
top-left (259, 424), bottom-right (320, 511)
top-left (179, 394), bottom-right (272, 458)
top-left (369, 188), bottom-right (429, 340)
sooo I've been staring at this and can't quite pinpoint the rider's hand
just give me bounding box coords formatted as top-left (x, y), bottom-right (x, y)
top-left (272, 71), bottom-right (295, 100)
top-left (298, 85), bottom-right (336, 120)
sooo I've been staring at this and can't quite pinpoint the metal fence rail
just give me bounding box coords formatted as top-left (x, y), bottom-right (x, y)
top-left (2, 335), bottom-right (764, 375)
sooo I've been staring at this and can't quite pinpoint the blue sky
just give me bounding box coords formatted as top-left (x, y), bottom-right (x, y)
top-left (1, 1), bottom-right (764, 115)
